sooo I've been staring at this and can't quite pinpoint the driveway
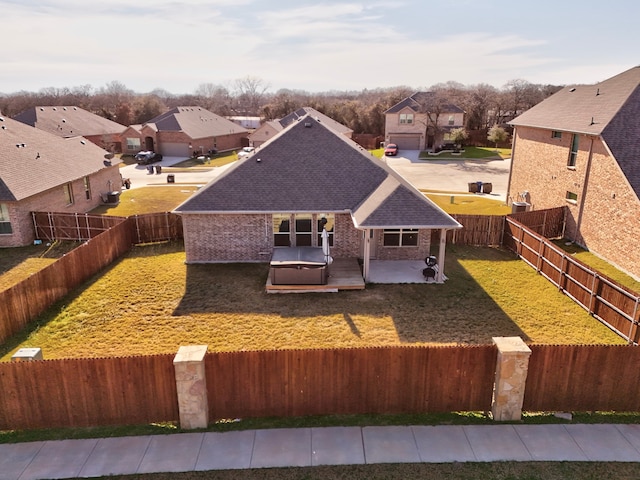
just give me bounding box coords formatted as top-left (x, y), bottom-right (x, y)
top-left (119, 157), bottom-right (234, 190)
top-left (384, 150), bottom-right (511, 201)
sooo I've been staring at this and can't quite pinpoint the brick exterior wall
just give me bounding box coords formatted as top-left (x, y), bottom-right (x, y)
top-left (122, 127), bottom-right (246, 157)
top-left (0, 166), bottom-right (123, 247)
top-left (510, 126), bottom-right (640, 279)
top-left (385, 108), bottom-right (465, 150)
top-left (182, 211), bottom-right (432, 263)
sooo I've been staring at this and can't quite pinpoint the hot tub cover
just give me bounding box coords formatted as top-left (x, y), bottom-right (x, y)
top-left (270, 246), bottom-right (327, 266)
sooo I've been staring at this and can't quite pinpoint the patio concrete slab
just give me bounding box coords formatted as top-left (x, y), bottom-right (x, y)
top-left (250, 428), bottom-right (312, 468)
top-left (195, 430), bottom-right (255, 471)
top-left (464, 425), bottom-right (532, 462)
top-left (362, 426), bottom-right (421, 464)
top-left (513, 424), bottom-right (587, 461)
top-left (137, 432), bottom-right (204, 474)
top-left (412, 425), bottom-right (476, 462)
top-left (0, 442), bottom-right (44, 480)
top-left (79, 435), bottom-right (152, 477)
top-left (18, 438), bottom-right (99, 480)
top-left (311, 426), bottom-right (365, 466)
top-left (368, 260), bottom-right (427, 284)
top-left (565, 424), bottom-right (640, 461)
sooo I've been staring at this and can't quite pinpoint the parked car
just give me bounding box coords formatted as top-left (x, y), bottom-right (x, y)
top-left (238, 147), bottom-right (255, 158)
top-left (384, 143), bottom-right (398, 156)
top-left (135, 151), bottom-right (163, 165)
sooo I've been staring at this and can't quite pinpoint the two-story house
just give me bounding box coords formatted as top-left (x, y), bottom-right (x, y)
top-left (508, 66), bottom-right (640, 279)
top-left (384, 92), bottom-right (465, 151)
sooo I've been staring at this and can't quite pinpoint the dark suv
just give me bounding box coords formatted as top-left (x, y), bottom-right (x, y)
top-left (135, 151), bottom-right (163, 165)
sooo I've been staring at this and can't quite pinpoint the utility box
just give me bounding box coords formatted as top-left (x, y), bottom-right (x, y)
top-left (12, 348), bottom-right (43, 362)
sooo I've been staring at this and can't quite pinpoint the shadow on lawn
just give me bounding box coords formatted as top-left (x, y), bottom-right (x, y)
top-left (173, 246), bottom-right (529, 345)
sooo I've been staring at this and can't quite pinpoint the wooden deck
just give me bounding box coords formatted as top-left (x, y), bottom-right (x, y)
top-left (266, 258), bottom-right (365, 293)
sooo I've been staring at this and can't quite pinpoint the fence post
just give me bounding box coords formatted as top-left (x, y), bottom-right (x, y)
top-left (491, 337), bottom-right (531, 421)
top-left (173, 345), bottom-right (209, 429)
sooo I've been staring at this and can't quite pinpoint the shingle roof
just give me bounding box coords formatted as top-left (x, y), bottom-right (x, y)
top-left (385, 92), bottom-right (465, 114)
top-left (510, 66), bottom-right (640, 197)
top-left (0, 116), bottom-right (113, 201)
top-left (279, 107), bottom-right (353, 135)
top-left (175, 114), bottom-right (460, 230)
top-left (12, 106), bottom-right (126, 138)
top-left (145, 107), bottom-right (249, 138)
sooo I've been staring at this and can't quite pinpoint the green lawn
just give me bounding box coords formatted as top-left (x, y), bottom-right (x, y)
top-left (420, 146), bottom-right (511, 160)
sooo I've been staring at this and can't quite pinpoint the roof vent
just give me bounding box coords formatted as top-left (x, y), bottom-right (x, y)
top-left (256, 158), bottom-right (261, 163)
top-left (80, 140), bottom-right (86, 144)
top-left (63, 107), bottom-right (67, 110)
top-left (52, 107), bottom-right (57, 111)
top-left (1, 125), bottom-right (6, 130)
top-left (73, 107), bottom-right (77, 110)
top-left (0, 116), bottom-right (4, 121)
top-left (304, 122), bottom-right (312, 128)
top-left (569, 88), bottom-right (576, 92)
top-left (596, 88), bottom-right (600, 96)
top-left (40, 107), bottom-right (44, 111)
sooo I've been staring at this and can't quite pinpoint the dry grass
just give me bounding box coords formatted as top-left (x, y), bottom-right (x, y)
top-left (0, 242), bottom-right (623, 361)
top-left (424, 193), bottom-right (511, 215)
top-left (90, 186), bottom-right (200, 217)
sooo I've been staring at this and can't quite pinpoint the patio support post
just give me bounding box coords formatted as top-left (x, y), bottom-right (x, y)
top-left (362, 229), bottom-right (371, 281)
top-left (173, 345), bottom-right (209, 429)
top-left (437, 228), bottom-right (446, 283)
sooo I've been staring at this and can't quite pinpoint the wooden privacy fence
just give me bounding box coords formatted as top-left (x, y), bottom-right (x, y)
top-left (0, 354), bottom-right (178, 430)
top-left (130, 212), bottom-right (183, 244)
top-left (504, 216), bottom-right (640, 344)
top-left (0, 220), bottom-right (133, 344)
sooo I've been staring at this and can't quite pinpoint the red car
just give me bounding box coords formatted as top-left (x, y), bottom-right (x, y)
top-left (384, 143), bottom-right (398, 156)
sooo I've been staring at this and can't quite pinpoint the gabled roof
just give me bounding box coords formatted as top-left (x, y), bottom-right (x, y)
top-left (0, 116), bottom-right (113, 201)
top-left (145, 107), bottom-right (249, 139)
top-left (279, 107), bottom-right (353, 136)
top-left (12, 106), bottom-right (126, 138)
top-left (175, 114), bottom-right (460, 230)
top-left (510, 66), bottom-right (640, 198)
top-left (385, 92), bottom-right (465, 115)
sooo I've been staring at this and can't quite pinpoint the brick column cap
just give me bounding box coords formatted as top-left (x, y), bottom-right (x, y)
top-left (492, 336), bottom-right (531, 354)
top-left (173, 345), bottom-right (208, 364)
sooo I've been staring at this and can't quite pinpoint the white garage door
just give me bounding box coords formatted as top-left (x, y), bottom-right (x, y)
top-left (389, 135), bottom-right (421, 150)
top-left (160, 143), bottom-right (190, 157)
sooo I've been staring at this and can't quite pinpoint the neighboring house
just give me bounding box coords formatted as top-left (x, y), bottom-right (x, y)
top-left (508, 66), bottom-right (640, 279)
top-left (12, 106), bottom-right (126, 153)
top-left (174, 114), bottom-right (461, 282)
top-left (249, 107), bottom-right (353, 147)
top-left (121, 107), bottom-right (249, 157)
top-left (0, 115), bottom-right (123, 247)
top-left (384, 92), bottom-right (465, 150)
top-left (228, 116), bottom-right (262, 129)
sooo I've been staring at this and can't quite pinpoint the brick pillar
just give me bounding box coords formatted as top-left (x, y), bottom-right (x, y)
top-left (173, 345), bottom-right (209, 429)
top-left (491, 337), bottom-right (532, 421)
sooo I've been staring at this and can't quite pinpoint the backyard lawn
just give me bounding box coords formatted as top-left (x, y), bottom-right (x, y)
top-left (419, 146), bottom-right (511, 160)
top-left (0, 241), bottom-right (624, 361)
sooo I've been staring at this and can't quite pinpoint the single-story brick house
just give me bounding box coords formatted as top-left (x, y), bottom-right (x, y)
top-left (121, 107), bottom-right (250, 157)
top-left (0, 115), bottom-right (123, 247)
top-left (174, 114), bottom-right (461, 282)
top-left (384, 92), bottom-right (465, 151)
top-left (249, 107), bottom-right (353, 147)
top-left (508, 66), bottom-right (640, 279)
top-left (12, 106), bottom-right (126, 153)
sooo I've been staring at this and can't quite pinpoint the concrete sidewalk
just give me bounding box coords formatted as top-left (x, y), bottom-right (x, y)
top-left (3, 423), bottom-right (640, 479)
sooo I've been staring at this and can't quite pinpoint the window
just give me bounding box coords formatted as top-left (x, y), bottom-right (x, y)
top-left (566, 191), bottom-right (578, 203)
top-left (126, 138), bottom-right (141, 152)
top-left (568, 134), bottom-right (579, 167)
top-left (83, 176), bottom-right (91, 200)
top-left (317, 214), bottom-right (334, 247)
top-left (273, 214), bottom-right (290, 246)
top-left (0, 203), bottom-right (12, 234)
top-left (63, 183), bottom-right (74, 205)
top-left (383, 228), bottom-right (419, 247)
top-left (295, 214), bottom-right (312, 246)
top-left (448, 115), bottom-right (454, 126)
top-left (399, 113), bottom-right (414, 124)
top-left (552, 131), bottom-right (562, 139)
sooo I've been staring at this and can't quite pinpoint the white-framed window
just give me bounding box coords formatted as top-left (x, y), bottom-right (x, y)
top-left (126, 138), bottom-right (141, 152)
top-left (273, 213), bottom-right (290, 246)
top-left (383, 228), bottom-right (419, 247)
top-left (63, 183), bottom-right (74, 205)
top-left (448, 115), bottom-right (455, 125)
top-left (317, 214), bottom-right (334, 247)
top-left (83, 176), bottom-right (91, 200)
top-left (566, 191), bottom-right (578, 204)
top-left (295, 213), bottom-right (313, 246)
top-left (0, 203), bottom-right (12, 234)
top-left (568, 134), bottom-right (579, 167)
top-left (399, 113), bottom-right (414, 124)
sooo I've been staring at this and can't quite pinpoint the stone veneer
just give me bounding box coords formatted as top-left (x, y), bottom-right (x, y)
top-left (491, 336), bottom-right (532, 421)
top-left (173, 345), bottom-right (209, 430)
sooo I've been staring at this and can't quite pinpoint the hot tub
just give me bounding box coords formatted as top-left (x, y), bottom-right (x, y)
top-left (270, 247), bottom-right (328, 285)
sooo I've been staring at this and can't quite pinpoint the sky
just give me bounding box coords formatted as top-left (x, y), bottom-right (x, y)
top-left (1, 0), bottom-right (639, 95)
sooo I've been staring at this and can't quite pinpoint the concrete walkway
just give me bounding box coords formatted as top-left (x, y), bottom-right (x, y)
top-left (3, 423), bottom-right (640, 479)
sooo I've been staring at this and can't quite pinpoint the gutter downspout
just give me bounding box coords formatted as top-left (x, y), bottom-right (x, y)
top-left (505, 126), bottom-right (517, 205)
top-left (575, 136), bottom-right (595, 241)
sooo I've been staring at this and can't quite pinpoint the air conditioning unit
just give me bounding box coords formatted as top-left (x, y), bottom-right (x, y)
top-left (511, 201), bottom-right (530, 213)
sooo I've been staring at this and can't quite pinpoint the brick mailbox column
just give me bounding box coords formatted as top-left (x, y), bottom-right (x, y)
top-left (173, 345), bottom-right (209, 429)
top-left (491, 337), bottom-right (532, 421)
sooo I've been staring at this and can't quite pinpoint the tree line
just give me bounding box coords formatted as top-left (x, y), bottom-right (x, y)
top-left (0, 77), bottom-right (562, 137)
